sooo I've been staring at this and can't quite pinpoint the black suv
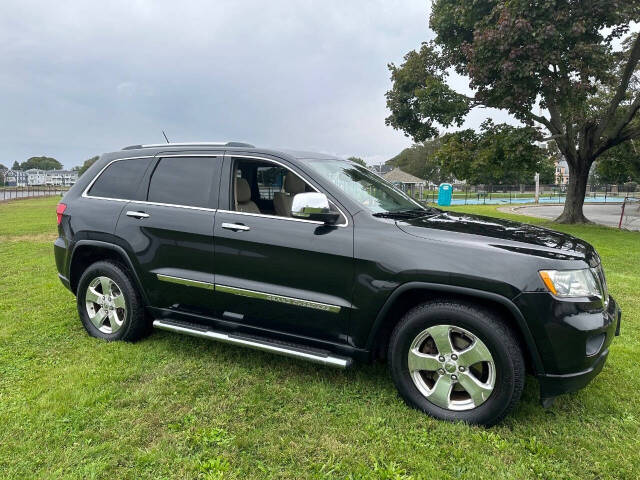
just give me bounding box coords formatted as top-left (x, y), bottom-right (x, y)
top-left (54, 142), bottom-right (621, 426)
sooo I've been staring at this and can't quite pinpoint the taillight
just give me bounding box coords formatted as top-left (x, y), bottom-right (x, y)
top-left (56, 203), bottom-right (67, 225)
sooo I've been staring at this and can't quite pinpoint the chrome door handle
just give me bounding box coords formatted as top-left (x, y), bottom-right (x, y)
top-left (126, 211), bottom-right (150, 219)
top-left (221, 222), bottom-right (250, 231)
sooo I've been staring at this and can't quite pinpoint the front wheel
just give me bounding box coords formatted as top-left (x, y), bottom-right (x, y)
top-left (388, 300), bottom-right (525, 426)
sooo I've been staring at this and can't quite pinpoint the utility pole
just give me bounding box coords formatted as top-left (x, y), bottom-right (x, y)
top-left (534, 172), bottom-right (540, 204)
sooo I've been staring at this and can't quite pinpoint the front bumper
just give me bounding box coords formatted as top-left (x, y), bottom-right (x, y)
top-left (537, 346), bottom-right (610, 398)
top-left (515, 293), bottom-right (621, 399)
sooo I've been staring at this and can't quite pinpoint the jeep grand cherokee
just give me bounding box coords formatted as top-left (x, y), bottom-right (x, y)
top-left (54, 142), bottom-right (621, 426)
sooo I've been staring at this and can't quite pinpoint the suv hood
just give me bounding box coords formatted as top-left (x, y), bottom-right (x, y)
top-left (396, 211), bottom-right (599, 265)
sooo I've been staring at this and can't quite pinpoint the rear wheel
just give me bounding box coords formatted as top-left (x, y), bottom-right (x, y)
top-left (77, 260), bottom-right (150, 342)
top-left (388, 300), bottom-right (525, 426)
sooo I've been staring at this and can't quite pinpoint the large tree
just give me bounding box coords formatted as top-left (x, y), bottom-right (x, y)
top-left (20, 156), bottom-right (62, 171)
top-left (434, 120), bottom-right (554, 185)
top-left (386, 137), bottom-right (451, 183)
top-left (386, 0), bottom-right (640, 223)
top-left (76, 156), bottom-right (100, 176)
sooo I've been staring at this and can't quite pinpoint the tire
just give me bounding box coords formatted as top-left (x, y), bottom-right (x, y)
top-left (388, 300), bottom-right (525, 426)
top-left (76, 260), bottom-right (150, 342)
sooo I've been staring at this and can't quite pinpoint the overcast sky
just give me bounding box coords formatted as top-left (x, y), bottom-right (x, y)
top-left (1, 0), bottom-right (514, 169)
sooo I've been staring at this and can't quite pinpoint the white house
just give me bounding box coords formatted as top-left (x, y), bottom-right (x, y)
top-left (45, 170), bottom-right (78, 186)
top-left (5, 170), bottom-right (28, 187)
top-left (25, 169), bottom-right (47, 185)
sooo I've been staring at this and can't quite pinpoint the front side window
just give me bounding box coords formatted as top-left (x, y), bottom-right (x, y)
top-left (148, 156), bottom-right (219, 208)
top-left (232, 158), bottom-right (313, 217)
top-left (88, 158), bottom-right (152, 200)
top-left (307, 159), bottom-right (424, 214)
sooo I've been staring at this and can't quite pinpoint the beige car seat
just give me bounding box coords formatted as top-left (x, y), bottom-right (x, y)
top-left (235, 177), bottom-right (260, 214)
top-left (273, 172), bottom-right (307, 217)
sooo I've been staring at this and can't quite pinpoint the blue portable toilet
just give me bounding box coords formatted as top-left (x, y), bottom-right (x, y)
top-left (437, 183), bottom-right (452, 206)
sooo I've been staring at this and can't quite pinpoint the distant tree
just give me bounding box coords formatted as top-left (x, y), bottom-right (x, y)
top-left (385, 1), bottom-right (640, 223)
top-left (347, 156), bottom-right (367, 167)
top-left (595, 140), bottom-right (640, 183)
top-left (77, 156), bottom-right (100, 176)
top-left (20, 156), bottom-right (62, 171)
top-left (0, 163), bottom-right (6, 186)
top-left (12, 161), bottom-right (20, 170)
top-left (386, 138), bottom-right (451, 184)
top-left (434, 120), bottom-right (549, 185)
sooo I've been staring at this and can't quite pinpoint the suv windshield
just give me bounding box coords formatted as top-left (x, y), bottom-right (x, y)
top-left (307, 159), bottom-right (426, 214)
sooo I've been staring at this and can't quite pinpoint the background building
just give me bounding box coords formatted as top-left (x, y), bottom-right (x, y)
top-left (4, 168), bottom-right (77, 187)
top-left (555, 160), bottom-right (570, 185)
top-left (5, 170), bottom-right (28, 186)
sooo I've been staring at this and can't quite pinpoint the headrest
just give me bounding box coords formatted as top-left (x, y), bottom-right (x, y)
top-left (236, 177), bottom-right (252, 203)
top-left (284, 172), bottom-right (306, 194)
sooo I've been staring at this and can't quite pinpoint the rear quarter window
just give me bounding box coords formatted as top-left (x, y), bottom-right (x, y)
top-left (87, 158), bottom-right (152, 200)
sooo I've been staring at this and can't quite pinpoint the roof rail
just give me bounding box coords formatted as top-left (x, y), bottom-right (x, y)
top-left (122, 141), bottom-right (255, 150)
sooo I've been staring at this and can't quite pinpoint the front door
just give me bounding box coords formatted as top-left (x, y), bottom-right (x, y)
top-left (212, 154), bottom-right (354, 344)
top-left (115, 154), bottom-right (222, 315)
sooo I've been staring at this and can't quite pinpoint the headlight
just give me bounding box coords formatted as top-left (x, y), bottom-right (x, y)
top-left (539, 269), bottom-right (601, 298)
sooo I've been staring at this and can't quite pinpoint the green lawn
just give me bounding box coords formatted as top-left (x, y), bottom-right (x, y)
top-left (1, 197), bottom-right (638, 479)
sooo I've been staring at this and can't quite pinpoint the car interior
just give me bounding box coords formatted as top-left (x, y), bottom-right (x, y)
top-left (232, 158), bottom-right (314, 217)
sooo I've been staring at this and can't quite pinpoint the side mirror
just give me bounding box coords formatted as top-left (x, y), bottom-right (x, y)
top-left (291, 192), bottom-right (340, 224)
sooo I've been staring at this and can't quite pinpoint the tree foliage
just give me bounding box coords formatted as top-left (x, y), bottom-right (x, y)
top-left (435, 120), bottom-right (554, 185)
top-left (386, 0), bottom-right (640, 222)
top-left (386, 138), bottom-right (451, 184)
top-left (12, 161), bottom-right (20, 170)
top-left (18, 156), bottom-right (62, 171)
top-left (77, 156), bottom-right (100, 176)
top-left (595, 140), bottom-right (640, 183)
top-left (347, 156), bottom-right (367, 167)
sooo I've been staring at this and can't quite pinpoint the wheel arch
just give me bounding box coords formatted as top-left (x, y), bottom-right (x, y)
top-left (366, 282), bottom-right (544, 375)
top-left (69, 240), bottom-right (149, 305)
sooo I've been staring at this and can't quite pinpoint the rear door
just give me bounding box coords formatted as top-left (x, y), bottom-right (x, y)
top-left (115, 153), bottom-right (222, 316)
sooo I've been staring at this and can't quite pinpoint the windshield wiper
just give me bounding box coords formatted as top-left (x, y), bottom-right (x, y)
top-left (372, 206), bottom-right (441, 219)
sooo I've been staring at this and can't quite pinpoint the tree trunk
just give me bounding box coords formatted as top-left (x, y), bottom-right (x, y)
top-left (555, 159), bottom-right (591, 223)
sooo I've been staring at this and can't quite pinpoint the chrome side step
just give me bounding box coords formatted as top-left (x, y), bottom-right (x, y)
top-left (153, 319), bottom-right (352, 369)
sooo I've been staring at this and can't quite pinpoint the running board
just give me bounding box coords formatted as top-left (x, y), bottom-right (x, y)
top-left (153, 319), bottom-right (352, 369)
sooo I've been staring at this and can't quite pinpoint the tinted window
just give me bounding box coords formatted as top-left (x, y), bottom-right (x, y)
top-left (148, 156), bottom-right (218, 208)
top-left (88, 158), bottom-right (152, 200)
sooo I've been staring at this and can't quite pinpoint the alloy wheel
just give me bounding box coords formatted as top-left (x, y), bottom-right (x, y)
top-left (407, 324), bottom-right (495, 411)
top-left (85, 276), bottom-right (127, 334)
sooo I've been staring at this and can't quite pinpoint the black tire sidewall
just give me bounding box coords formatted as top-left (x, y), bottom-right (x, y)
top-left (76, 261), bottom-right (140, 341)
top-left (389, 302), bottom-right (523, 426)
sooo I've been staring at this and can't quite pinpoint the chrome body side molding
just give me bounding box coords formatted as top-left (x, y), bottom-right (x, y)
top-left (156, 275), bottom-right (342, 313)
top-left (156, 274), bottom-right (215, 290)
top-left (215, 284), bottom-right (342, 313)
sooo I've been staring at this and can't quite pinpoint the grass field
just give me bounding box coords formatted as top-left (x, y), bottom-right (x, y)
top-left (1, 197), bottom-right (638, 479)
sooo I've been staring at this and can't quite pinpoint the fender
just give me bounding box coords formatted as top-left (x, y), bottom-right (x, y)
top-left (69, 239), bottom-right (150, 305)
top-left (366, 281), bottom-right (544, 375)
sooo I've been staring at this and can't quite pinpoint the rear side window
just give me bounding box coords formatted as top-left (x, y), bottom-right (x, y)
top-left (88, 158), bottom-right (152, 200)
top-left (147, 156), bottom-right (219, 208)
